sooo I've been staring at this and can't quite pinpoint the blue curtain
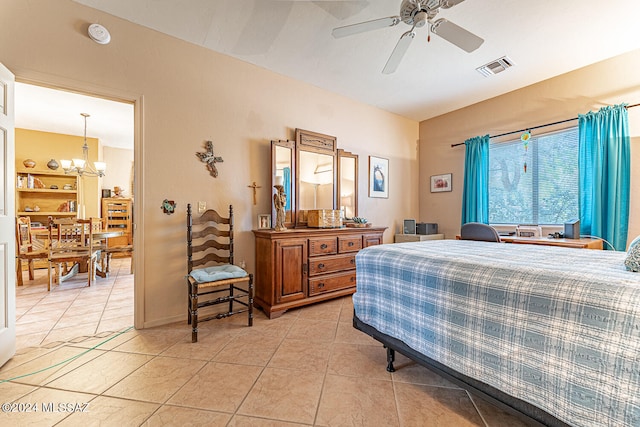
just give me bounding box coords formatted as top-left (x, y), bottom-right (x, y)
top-left (283, 167), bottom-right (291, 211)
top-left (578, 104), bottom-right (630, 251)
top-left (461, 135), bottom-right (490, 224)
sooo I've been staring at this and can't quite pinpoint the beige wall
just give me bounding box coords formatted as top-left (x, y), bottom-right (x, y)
top-left (420, 49), bottom-right (640, 246)
top-left (1, 0), bottom-right (419, 327)
top-left (102, 146), bottom-right (134, 198)
top-left (15, 128), bottom-right (101, 218)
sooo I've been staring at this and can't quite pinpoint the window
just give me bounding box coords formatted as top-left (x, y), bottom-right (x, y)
top-left (488, 127), bottom-right (578, 224)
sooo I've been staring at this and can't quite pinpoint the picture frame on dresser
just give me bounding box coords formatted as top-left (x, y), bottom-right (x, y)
top-left (368, 156), bottom-right (389, 198)
top-left (257, 214), bottom-right (271, 230)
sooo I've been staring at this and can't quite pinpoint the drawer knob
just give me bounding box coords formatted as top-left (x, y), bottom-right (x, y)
top-left (320, 243), bottom-right (328, 249)
top-left (318, 282), bottom-right (325, 288)
top-left (348, 242), bottom-right (354, 246)
top-left (350, 259), bottom-right (355, 264)
top-left (318, 263), bottom-right (325, 269)
top-left (350, 276), bottom-right (355, 282)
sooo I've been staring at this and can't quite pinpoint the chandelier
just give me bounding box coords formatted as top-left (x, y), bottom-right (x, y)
top-left (60, 113), bottom-right (106, 177)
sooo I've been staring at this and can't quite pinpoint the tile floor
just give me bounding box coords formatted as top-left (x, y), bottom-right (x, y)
top-left (2, 261), bottom-right (536, 426)
top-left (14, 258), bottom-right (134, 351)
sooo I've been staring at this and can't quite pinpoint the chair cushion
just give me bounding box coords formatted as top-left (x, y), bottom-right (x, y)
top-left (624, 235), bottom-right (640, 272)
top-left (189, 264), bottom-right (248, 283)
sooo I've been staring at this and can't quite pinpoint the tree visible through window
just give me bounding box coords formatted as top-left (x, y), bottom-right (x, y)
top-left (489, 127), bottom-right (579, 224)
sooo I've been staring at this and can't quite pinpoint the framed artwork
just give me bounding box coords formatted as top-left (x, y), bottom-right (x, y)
top-left (258, 214), bottom-right (271, 229)
top-left (368, 156), bottom-right (389, 198)
top-left (430, 173), bottom-right (452, 193)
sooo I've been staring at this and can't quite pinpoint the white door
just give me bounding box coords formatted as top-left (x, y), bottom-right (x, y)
top-left (0, 62), bottom-right (16, 367)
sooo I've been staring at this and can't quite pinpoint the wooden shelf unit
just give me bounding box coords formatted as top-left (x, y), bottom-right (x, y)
top-left (16, 169), bottom-right (78, 225)
top-left (101, 197), bottom-right (133, 247)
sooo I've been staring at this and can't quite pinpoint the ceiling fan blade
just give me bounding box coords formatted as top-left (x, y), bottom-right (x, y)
top-left (332, 15), bottom-right (400, 38)
top-left (382, 31), bottom-right (415, 74)
top-left (430, 18), bottom-right (483, 52)
top-left (440, 0), bottom-right (467, 9)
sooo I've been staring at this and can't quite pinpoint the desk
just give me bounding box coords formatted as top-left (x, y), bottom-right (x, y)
top-left (500, 236), bottom-right (603, 250)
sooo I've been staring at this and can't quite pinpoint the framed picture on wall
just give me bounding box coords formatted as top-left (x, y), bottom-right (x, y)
top-left (430, 173), bottom-right (452, 193)
top-left (368, 156), bottom-right (389, 198)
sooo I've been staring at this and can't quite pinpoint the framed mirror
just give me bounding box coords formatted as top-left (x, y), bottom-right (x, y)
top-left (295, 129), bottom-right (336, 227)
top-left (337, 149), bottom-right (358, 220)
top-left (271, 139), bottom-right (295, 228)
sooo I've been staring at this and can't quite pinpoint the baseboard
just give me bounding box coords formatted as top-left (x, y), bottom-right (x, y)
top-left (143, 313), bottom-right (185, 329)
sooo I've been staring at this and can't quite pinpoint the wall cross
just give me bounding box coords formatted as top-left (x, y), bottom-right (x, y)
top-left (196, 140), bottom-right (224, 178)
top-left (247, 181), bottom-right (262, 205)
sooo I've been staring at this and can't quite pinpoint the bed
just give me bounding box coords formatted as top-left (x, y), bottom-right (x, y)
top-left (353, 240), bottom-right (640, 427)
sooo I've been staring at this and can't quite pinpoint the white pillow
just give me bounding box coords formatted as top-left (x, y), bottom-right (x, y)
top-left (624, 235), bottom-right (640, 272)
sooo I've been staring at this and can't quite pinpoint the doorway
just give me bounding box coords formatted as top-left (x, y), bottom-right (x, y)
top-left (14, 82), bottom-right (136, 351)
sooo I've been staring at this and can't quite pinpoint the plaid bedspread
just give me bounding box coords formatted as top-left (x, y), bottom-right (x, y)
top-left (353, 240), bottom-right (640, 427)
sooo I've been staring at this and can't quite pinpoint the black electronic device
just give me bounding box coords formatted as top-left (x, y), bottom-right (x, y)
top-left (416, 223), bottom-right (438, 235)
top-left (564, 219), bottom-right (580, 239)
top-left (403, 219), bottom-right (416, 235)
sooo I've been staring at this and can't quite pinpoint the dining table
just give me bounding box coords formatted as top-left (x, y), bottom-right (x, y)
top-left (94, 230), bottom-right (124, 278)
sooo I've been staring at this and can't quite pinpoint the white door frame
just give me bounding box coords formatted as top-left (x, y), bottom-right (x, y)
top-left (15, 70), bottom-right (145, 330)
top-left (0, 62), bottom-right (16, 366)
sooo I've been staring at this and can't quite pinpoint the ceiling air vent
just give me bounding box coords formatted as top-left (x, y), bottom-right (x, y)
top-left (476, 56), bottom-right (514, 77)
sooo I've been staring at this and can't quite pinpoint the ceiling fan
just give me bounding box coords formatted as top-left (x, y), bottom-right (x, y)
top-left (332, 0), bottom-right (484, 74)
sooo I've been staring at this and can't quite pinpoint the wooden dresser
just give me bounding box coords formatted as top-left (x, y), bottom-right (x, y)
top-left (253, 227), bottom-right (386, 318)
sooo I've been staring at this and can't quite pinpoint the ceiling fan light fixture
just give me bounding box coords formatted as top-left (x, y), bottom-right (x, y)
top-left (413, 11), bottom-right (428, 28)
top-left (332, 0), bottom-right (482, 73)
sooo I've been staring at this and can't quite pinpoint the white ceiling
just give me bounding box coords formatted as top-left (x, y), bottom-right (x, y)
top-left (17, 0), bottom-right (640, 147)
top-left (70, 0), bottom-right (640, 122)
top-left (15, 82), bottom-right (134, 149)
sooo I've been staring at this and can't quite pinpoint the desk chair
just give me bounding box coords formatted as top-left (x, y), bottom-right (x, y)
top-left (460, 222), bottom-right (501, 242)
top-left (15, 217), bottom-right (49, 286)
top-left (186, 204), bottom-right (253, 343)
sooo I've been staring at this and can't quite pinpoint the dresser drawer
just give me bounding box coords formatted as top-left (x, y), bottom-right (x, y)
top-left (308, 254), bottom-right (356, 276)
top-left (308, 237), bottom-right (337, 256)
top-left (338, 235), bottom-right (363, 253)
top-left (308, 271), bottom-right (356, 296)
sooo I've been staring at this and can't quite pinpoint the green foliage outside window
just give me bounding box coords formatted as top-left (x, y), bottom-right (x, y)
top-left (489, 128), bottom-right (579, 224)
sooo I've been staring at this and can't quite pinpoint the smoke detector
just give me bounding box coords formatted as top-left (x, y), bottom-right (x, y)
top-left (476, 56), bottom-right (514, 77)
top-left (88, 23), bottom-right (111, 45)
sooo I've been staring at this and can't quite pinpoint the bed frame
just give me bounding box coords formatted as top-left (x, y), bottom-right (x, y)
top-left (353, 314), bottom-right (571, 427)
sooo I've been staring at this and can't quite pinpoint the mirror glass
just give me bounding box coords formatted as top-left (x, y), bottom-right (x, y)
top-left (339, 154), bottom-right (357, 219)
top-left (298, 150), bottom-right (334, 212)
top-left (273, 143), bottom-right (294, 225)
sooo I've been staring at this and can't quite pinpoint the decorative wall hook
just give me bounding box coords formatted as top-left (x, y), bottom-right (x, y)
top-left (196, 140), bottom-right (224, 178)
top-left (161, 199), bottom-right (176, 215)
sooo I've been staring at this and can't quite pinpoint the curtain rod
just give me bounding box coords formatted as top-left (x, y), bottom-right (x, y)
top-left (450, 103), bottom-right (640, 147)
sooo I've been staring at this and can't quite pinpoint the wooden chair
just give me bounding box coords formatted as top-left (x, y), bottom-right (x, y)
top-left (48, 218), bottom-right (100, 291)
top-left (460, 222), bottom-right (501, 242)
top-left (15, 217), bottom-right (49, 286)
top-left (186, 203), bottom-right (253, 343)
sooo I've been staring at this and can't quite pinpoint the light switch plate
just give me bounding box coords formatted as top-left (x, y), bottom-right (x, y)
top-left (198, 201), bottom-right (206, 214)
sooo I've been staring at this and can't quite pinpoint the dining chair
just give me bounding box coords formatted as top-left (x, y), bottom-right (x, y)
top-left (15, 216), bottom-right (49, 286)
top-left (186, 203), bottom-right (253, 343)
top-left (48, 218), bottom-right (100, 291)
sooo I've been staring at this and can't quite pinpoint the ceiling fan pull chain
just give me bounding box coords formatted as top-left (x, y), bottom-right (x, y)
top-left (428, 23), bottom-right (431, 43)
